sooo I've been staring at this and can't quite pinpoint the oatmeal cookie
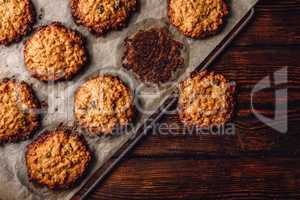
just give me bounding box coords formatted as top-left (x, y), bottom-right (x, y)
top-left (178, 70), bottom-right (235, 128)
top-left (24, 22), bottom-right (88, 81)
top-left (74, 75), bottom-right (134, 135)
top-left (122, 27), bottom-right (184, 84)
top-left (0, 79), bottom-right (40, 143)
top-left (168, 0), bottom-right (229, 38)
top-left (0, 0), bottom-right (35, 46)
top-left (25, 128), bottom-right (92, 189)
top-left (70, 0), bottom-right (137, 36)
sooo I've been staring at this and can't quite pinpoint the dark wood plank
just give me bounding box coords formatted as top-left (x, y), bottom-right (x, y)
top-left (233, 0), bottom-right (300, 46)
top-left (214, 46), bottom-right (300, 73)
top-left (131, 116), bottom-right (300, 157)
top-left (89, 157), bottom-right (300, 200)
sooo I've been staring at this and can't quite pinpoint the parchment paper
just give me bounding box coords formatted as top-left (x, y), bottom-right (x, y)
top-left (0, 0), bottom-right (258, 199)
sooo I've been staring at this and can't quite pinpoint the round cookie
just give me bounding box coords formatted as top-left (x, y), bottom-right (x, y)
top-left (24, 22), bottom-right (88, 82)
top-left (122, 27), bottom-right (184, 84)
top-left (25, 128), bottom-right (92, 189)
top-left (70, 0), bottom-right (137, 36)
top-left (0, 79), bottom-right (40, 143)
top-left (0, 0), bottom-right (35, 46)
top-left (168, 0), bottom-right (229, 38)
top-left (74, 75), bottom-right (134, 135)
top-left (178, 70), bottom-right (235, 128)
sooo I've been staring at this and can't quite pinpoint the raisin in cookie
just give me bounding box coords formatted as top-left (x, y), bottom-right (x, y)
top-left (0, 0), bottom-right (35, 45)
top-left (74, 75), bottom-right (134, 135)
top-left (24, 22), bottom-right (88, 81)
top-left (25, 128), bottom-right (92, 189)
top-left (70, 0), bottom-right (137, 36)
top-left (0, 79), bottom-right (40, 143)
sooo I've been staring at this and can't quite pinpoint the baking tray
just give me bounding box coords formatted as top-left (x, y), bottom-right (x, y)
top-left (0, 0), bottom-right (259, 199)
top-left (72, 8), bottom-right (256, 200)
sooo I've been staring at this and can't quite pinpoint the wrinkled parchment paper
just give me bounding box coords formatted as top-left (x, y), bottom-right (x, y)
top-left (0, 0), bottom-right (258, 199)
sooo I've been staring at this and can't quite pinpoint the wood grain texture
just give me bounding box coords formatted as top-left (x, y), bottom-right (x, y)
top-left (83, 1), bottom-right (300, 199)
top-left (234, 0), bottom-right (300, 46)
top-left (88, 158), bottom-right (300, 200)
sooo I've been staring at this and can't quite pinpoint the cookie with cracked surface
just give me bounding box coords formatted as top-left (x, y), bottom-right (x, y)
top-left (25, 128), bottom-right (92, 189)
top-left (70, 0), bottom-right (137, 36)
top-left (0, 0), bottom-right (35, 46)
top-left (0, 79), bottom-right (40, 143)
top-left (122, 27), bottom-right (184, 84)
top-left (178, 70), bottom-right (235, 128)
top-left (24, 22), bottom-right (88, 82)
top-left (168, 0), bottom-right (229, 38)
top-left (74, 75), bottom-right (134, 135)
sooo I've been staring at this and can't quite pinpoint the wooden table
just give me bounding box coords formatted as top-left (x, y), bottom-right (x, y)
top-left (85, 1), bottom-right (300, 199)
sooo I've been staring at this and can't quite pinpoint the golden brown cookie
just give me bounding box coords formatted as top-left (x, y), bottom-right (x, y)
top-left (24, 22), bottom-right (88, 82)
top-left (70, 0), bottom-right (137, 36)
top-left (168, 0), bottom-right (229, 38)
top-left (74, 75), bottom-right (134, 135)
top-left (25, 128), bottom-right (92, 189)
top-left (122, 27), bottom-right (184, 84)
top-left (0, 0), bottom-right (35, 46)
top-left (178, 70), bottom-right (235, 128)
top-left (0, 79), bottom-right (40, 143)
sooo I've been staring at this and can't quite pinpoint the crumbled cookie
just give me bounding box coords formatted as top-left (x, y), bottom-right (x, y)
top-left (25, 128), bottom-right (92, 189)
top-left (168, 0), bottom-right (229, 38)
top-left (24, 22), bottom-right (88, 81)
top-left (70, 0), bottom-right (137, 36)
top-left (0, 79), bottom-right (40, 143)
top-left (74, 75), bottom-right (134, 135)
top-left (0, 0), bottom-right (35, 45)
top-left (178, 70), bottom-right (235, 128)
top-left (122, 27), bottom-right (184, 84)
